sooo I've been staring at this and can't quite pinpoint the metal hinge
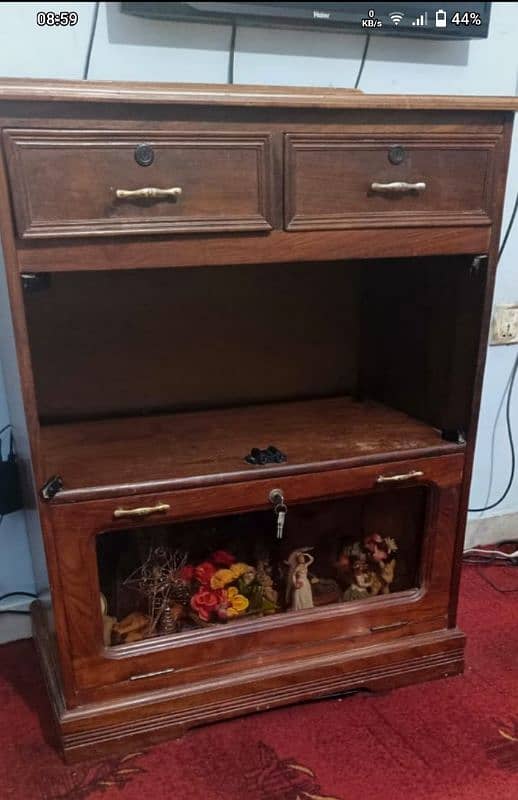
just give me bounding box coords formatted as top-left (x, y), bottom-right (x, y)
top-left (470, 255), bottom-right (487, 275)
top-left (40, 474), bottom-right (64, 501)
top-left (442, 429), bottom-right (466, 445)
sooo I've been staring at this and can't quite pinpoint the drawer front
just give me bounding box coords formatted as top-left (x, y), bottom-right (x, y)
top-left (47, 453), bottom-right (463, 696)
top-left (3, 129), bottom-right (273, 238)
top-left (285, 134), bottom-right (497, 230)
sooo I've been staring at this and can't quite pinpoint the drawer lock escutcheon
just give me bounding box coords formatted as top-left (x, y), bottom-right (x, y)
top-left (370, 181), bottom-right (426, 194)
top-left (115, 187), bottom-right (182, 200)
top-left (113, 502), bottom-right (171, 520)
top-left (376, 470), bottom-right (424, 484)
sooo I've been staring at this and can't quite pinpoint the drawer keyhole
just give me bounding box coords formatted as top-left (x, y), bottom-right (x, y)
top-left (135, 143), bottom-right (154, 167)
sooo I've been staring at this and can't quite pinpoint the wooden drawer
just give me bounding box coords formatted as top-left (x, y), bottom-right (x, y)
top-left (3, 129), bottom-right (273, 238)
top-left (285, 133), bottom-right (497, 230)
top-left (46, 453), bottom-right (463, 698)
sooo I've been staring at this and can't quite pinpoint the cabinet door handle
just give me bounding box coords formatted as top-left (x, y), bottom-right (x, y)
top-left (376, 470), bottom-right (424, 484)
top-left (115, 186), bottom-right (182, 200)
top-left (113, 502), bottom-right (170, 519)
top-left (370, 181), bottom-right (426, 193)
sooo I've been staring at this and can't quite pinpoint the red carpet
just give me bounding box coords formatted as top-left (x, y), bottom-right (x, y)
top-left (1, 564), bottom-right (518, 800)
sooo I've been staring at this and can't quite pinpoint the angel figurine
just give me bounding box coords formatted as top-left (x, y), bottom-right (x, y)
top-left (285, 548), bottom-right (315, 611)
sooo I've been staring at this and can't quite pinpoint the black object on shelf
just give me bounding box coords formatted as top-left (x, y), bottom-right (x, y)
top-left (0, 431), bottom-right (23, 516)
top-left (245, 445), bottom-right (287, 466)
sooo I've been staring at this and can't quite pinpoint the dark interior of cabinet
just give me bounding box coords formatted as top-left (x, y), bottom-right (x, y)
top-left (23, 255), bottom-right (484, 493)
top-left (97, 485), bottom-right (425, 647)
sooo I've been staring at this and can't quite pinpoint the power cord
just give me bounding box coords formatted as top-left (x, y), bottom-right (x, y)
top-left (354, 35), bottom-right (370, 89)
top-left (228, 23), bottom-right (237, 84)
top-left (0, 424), bottom-right (35, 611)
top-left (468, 352), bottom-right (517, 512)
top-left (0, 591), bottom-right (37, 616)
top-left (464, 542), bottom-right (518, 593)
top-left (83, 1), bottom-right (100, 80)
top-left (0, 423), bottom-right (12, 528)
top-left (468, 192), bottom-right (518, 513)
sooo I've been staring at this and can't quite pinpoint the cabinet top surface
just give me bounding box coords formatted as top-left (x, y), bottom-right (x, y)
top-left (0, 78), bottom-right (516, 111)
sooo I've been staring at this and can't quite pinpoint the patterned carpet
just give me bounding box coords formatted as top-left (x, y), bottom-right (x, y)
top-left (1, 564), bottom-right (517, 800)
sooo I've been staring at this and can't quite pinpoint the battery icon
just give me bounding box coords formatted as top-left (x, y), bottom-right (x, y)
top-left (435, 9), bottom-right (447, 27)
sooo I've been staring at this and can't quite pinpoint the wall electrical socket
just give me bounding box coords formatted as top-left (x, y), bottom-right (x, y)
top-left (491, 304), bottom-right (518, 345)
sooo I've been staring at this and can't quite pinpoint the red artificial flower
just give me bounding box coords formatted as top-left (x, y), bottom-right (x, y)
top-left (190, 587), bottom-right (227, 622)
top-left (179, 565), bottom-right (194, 582)
top-left (211, 550), bottom-right (237, 566)
top-left (194, 561), bottom-right (216, 586)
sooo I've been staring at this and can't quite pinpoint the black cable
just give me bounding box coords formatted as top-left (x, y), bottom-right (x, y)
top-left (498, 192), bottom-right (518, 262)
top-left (228, 23), bottom-right (237, 85)
top-left (468, 193), bottom-right (518, 513)
top-left (0, 592), bottom-right (37, 602)
top-left (83, 1), bottom-right (100, 80)
top-left (354, 35), bottom-right (370, 89)
top-left (0, 591), bottom-right (36, 615)
top-left (0, 610), bottom-right (31, 616)
top-left (0, 423), bottom-right (12, 437)
top-left (468, 351), bottom-right (517, 512)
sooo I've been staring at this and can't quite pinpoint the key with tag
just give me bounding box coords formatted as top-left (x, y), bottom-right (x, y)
top-left (276, 505), bottom-right (287, 540)
top-left (269, 489), bottom-right (287, 540)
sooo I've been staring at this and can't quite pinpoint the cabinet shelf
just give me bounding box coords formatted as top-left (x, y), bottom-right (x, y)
top-left (40, 395), bottom-right (464, 503)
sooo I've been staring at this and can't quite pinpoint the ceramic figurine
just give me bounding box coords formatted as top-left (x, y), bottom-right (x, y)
top-left (99, 593), bottom-right (117, 647)
top-left (285, 548), bottom-right (315, 611)
top-left (256, 559), bottom-right (279, 605)
top-left (363, 534), bottom-right (398, 594)
top-left (342, 555), bottom-right (376, 602)
top-left (112, 611), bottom-right (151, 644)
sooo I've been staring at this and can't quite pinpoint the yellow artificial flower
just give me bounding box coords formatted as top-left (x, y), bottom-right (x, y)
top-left (226, 585), bottom-right (249, 614)
top-left (229, 562), bottom-right (250, 579)
top-left (210, 568), bottom-right (234, 589)
top-left (231, 594), bottom-right (249, 613)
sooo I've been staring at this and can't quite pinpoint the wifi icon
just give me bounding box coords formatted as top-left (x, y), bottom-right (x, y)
top-left (389, 11), bottom-right (405, 26)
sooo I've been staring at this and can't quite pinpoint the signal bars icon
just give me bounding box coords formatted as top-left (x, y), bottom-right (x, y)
top-left (412, 11), bottom-right (428, 26)
top-left (389, 11), bottom-right (404, 26)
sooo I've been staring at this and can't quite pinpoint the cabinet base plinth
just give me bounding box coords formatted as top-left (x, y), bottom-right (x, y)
top-left (32, 602), bottom-right (465, 764)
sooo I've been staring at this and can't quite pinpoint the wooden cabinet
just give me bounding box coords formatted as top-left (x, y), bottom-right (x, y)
top-left (0, 80), bottom-right (516, 763)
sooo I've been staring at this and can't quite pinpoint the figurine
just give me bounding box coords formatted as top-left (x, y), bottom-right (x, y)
top-left (256, 559), bottom-right (279, 605)
top-left (363, 533), bottom-right (398, 594)
top-left (342, 555), bottom-right (376, 602)
top-left (112, 611), bottom-right (151, 644)
top-left (285, 548), bottom-right (315, 611)
top-left (100, 593), bottom-right (117, 647)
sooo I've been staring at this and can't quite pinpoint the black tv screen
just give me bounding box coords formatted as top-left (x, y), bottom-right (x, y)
top-left (121, 2), bottom-right (492, 39)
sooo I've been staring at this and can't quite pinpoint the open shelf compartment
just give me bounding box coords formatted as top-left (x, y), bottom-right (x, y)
top-left (26, 255), bottom-right (482, 500)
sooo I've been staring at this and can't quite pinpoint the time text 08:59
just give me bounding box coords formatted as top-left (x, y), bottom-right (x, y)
top-left (36, 11), bottom-right (79, 26)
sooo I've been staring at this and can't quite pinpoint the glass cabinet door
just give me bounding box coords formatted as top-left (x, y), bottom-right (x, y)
top-left (97, 487), bottom-right (425, 648)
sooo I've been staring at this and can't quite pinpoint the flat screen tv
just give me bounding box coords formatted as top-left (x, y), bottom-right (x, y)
top-left (121, 2), bottom-right (491, 39)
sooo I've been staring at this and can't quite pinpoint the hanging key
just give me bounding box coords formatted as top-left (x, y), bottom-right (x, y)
top-left (269, 489), bottom-right (287, 540)
top-left (276, 506), bottom-right (287, 539)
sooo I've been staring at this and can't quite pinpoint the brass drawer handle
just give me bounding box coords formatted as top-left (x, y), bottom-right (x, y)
top-left (113, 502), bottom-right (170, 519)
top-left (370, 181), bottom-right (426, 193)
top-left (376, 470), bottom-right (424, 484)
top-left (115, 187), bottom-right (182, 200)
top-left (370, 620), bottom-right (408, 633)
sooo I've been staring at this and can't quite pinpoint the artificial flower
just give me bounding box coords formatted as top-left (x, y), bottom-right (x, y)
top-left (190, 587), bottom-right (225, 622)
top-left (227, 585), bottom-right (249, 614)
top-left (211, 550), bottom-right (236, 566)
top-left (229, 562), bottom-right (250, 579)
top-left (210, 568), bottom-right (235, 590)
top-left (194, 561), bottom-right (216, 586)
